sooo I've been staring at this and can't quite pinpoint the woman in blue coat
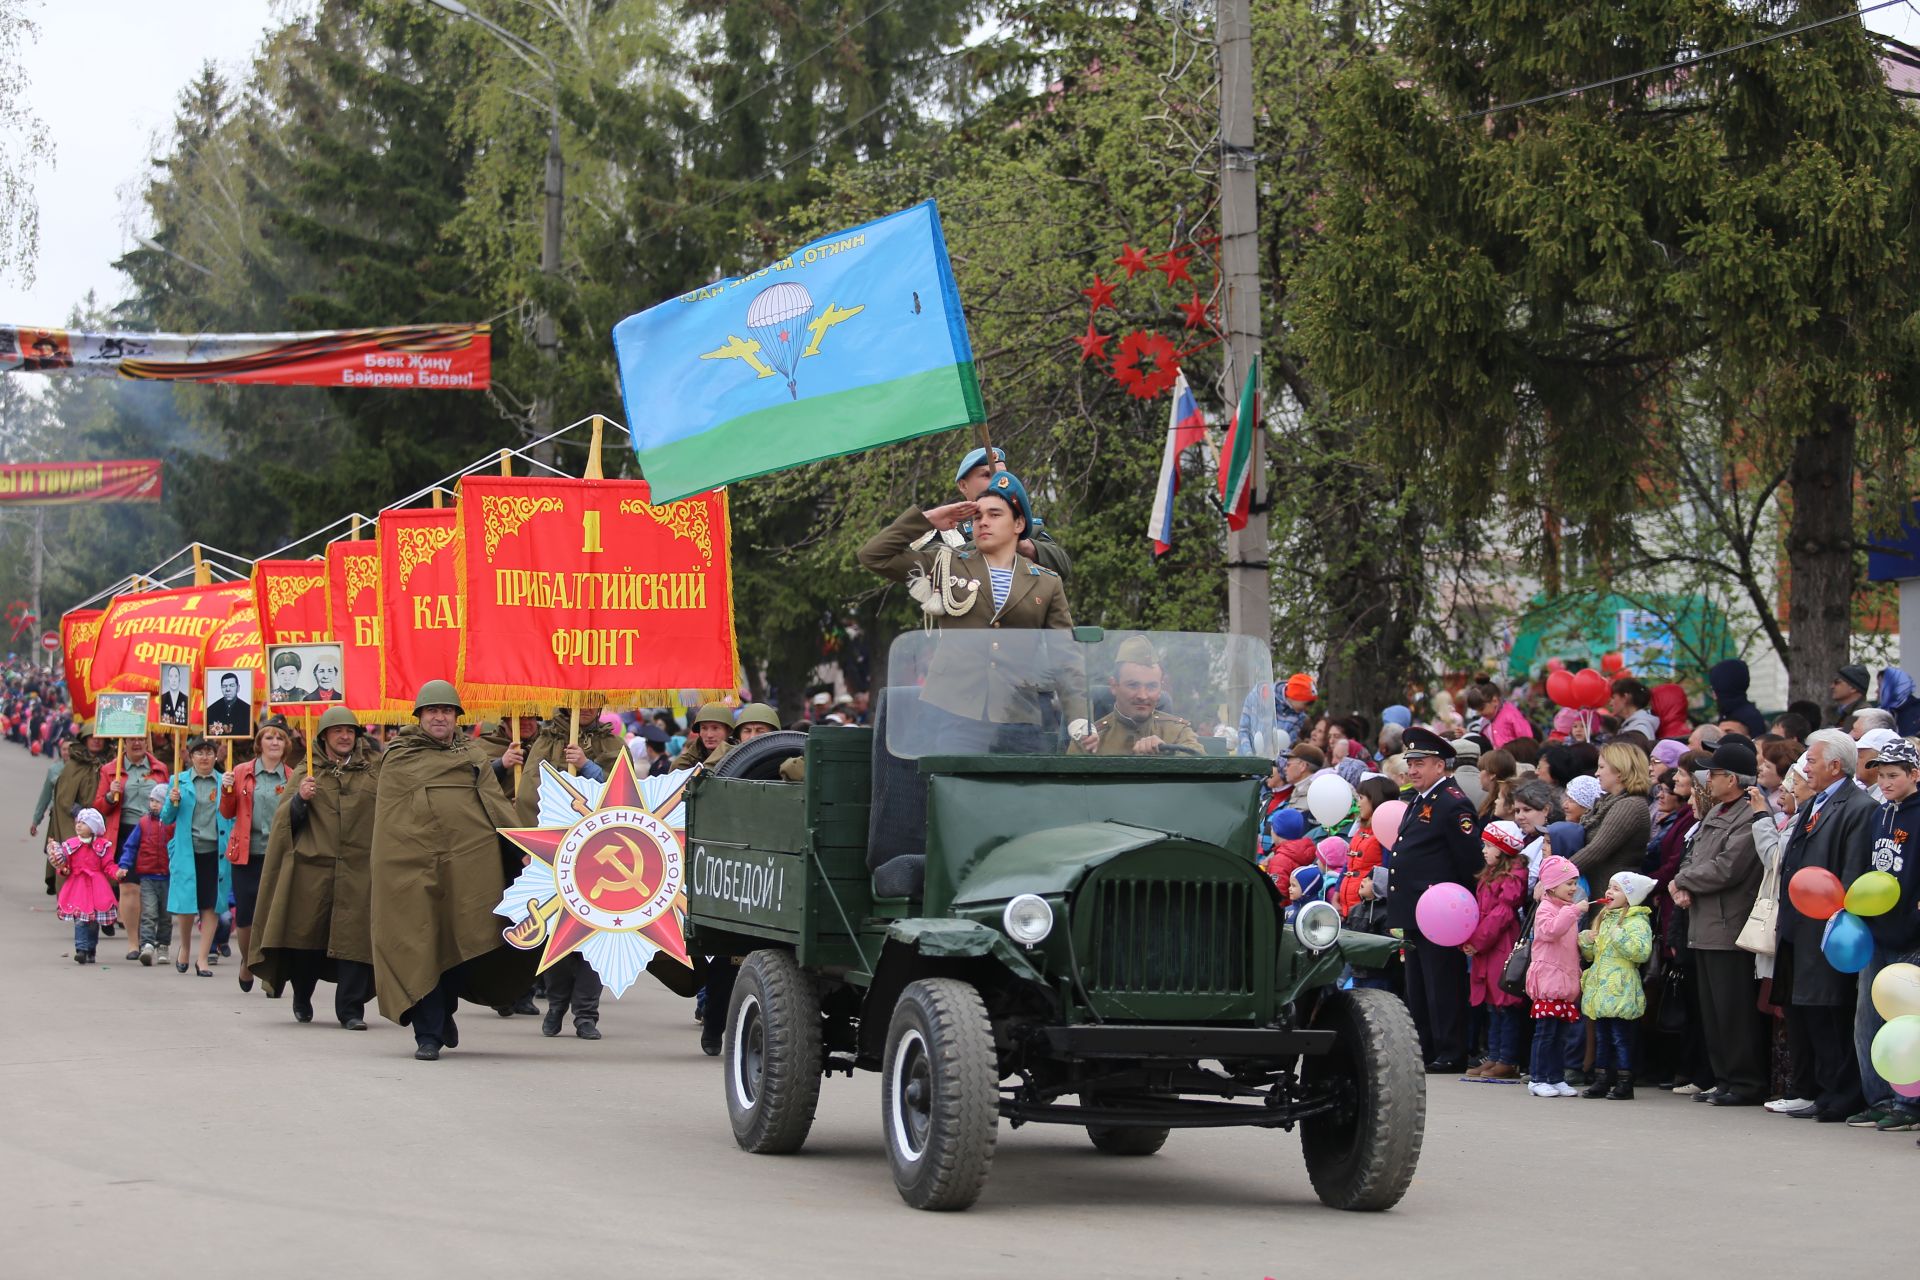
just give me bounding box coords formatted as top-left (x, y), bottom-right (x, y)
top-left (158, 737), bottom-right (233, 975)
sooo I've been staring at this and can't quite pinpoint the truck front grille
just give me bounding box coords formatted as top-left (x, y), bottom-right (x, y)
top-left (1084, 876), bottom-right (1254, 997)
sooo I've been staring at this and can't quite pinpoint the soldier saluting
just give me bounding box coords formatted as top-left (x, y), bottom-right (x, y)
top-left (1385, 726), bottom-right (1482, 1074)
top-left (1072, 636), bottom-right (1202, 756)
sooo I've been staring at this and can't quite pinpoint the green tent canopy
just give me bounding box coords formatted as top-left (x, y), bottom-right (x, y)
top-left (1506, 590), bottom-right (1735, 682)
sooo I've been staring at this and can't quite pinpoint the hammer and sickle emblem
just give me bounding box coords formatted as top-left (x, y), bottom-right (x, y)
top-left (589, 833), bottom-right (653, 901)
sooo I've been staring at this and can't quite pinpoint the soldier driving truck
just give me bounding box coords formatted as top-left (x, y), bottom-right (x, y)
top-left (678, 482), bottom-right (1425, 1212)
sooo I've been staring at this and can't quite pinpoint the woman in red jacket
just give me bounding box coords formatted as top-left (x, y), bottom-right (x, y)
top-left (219, 715), bottom-right (298, 993)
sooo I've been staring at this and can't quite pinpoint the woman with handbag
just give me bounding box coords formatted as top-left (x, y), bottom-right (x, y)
top-left (1667, 740), bottom-right (1768, 1106)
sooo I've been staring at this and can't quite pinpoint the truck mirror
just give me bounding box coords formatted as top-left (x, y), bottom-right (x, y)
top-left (1071, 625), bottom-right (1105, 644)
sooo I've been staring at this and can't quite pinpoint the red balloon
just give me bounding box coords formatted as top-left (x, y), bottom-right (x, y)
top-left (1601, 651), bottom-right (1625, 674)
top-left (1546, 669), bottom-right (1575, 706)
top-left (1545, 657), bottom-right (1568, 674)
top-left (1789, 867), bottom-right (1846, 922)
top-left (1570, 668), bottom-right (1610, 709)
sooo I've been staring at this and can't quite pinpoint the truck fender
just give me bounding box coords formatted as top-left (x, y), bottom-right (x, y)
top-left (855, 920), bottom-right (1046, 1065)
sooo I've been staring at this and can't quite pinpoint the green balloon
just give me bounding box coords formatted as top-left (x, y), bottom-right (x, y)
top-left (1845, 869), bottom-right (1902, 918)
top-left (1870, 1015), bottom-right (1920, 1088)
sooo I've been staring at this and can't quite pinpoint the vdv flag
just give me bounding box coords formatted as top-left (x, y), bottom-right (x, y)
top-left (1149, 372), bottom-right (1207, 556)
top-left (613, 201), bottom-right (984, 503)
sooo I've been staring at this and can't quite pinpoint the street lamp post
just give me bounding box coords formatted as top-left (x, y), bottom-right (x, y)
top-left (422, 1), bottom-right (562, 460)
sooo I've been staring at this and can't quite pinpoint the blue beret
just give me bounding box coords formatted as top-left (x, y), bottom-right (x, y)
top-left (1268, 808), bottom-right (1307, 840)
top-left (954, 446), bottom-right (1006, 484)
top-left (979, 468), bottom-right (1032, 522)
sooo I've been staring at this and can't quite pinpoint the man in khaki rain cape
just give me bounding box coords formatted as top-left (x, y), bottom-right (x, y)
top-left (248, 706), bottom-right (382, 1029)
top-left (370, 680), bottom-right (539, 1060)
top-left (47, 723), bottom-right (111, 895)
top-left (499, 698), bottom-right (623, 1040)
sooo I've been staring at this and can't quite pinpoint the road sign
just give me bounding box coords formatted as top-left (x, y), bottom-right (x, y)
top-left (40, 630), bottom-right (58, 652)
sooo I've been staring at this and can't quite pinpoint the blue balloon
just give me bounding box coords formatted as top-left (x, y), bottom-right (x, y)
top-left (1822, 910), bottom-right (1874, 975)
top-left (1577, 875), bottom-right (1591, 901)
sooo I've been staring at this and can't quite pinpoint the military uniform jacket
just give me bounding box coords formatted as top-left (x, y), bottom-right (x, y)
top-left (1385, 779), bottom-right (1483, 935)
top-left (248, 736), bottom-right (382, 985)
top-left (671, 737), bottom-right (730, 772)
top-left (514, 712), bottom-right (624, 825)
top-left (858, 508), bottom-right (1088, 727)
top-left (1071, 710), bottom-right (1202, 756)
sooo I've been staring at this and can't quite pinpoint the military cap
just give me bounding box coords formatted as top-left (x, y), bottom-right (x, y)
top-left (316, 706), bottom-right (361, 734)
top-left (690, 700), bottom-right (734, 730)
top-left (272, 650), bottom-right (303, 673)
top-left (978, 469), bottom-right (1032, 522)
top-left (1113, 635), bottom-right (1163, 670)
top-left (955, 445), bottom-right (1006, 484)
top-left (736, 702), bottom-right (781, 732)
top-left (77, 718), bottom-right (97, 737)
top-left (1402, 726), bottom-right (1456, 763)
top-left (412, 679), bottom-right (465, 716)
top-left (638, 724), bottom-right (668, 747)
top-left (186, 734), bottom-right (217, 754)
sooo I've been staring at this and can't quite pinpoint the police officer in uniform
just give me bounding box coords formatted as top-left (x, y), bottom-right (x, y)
top-left (1385, 726), bottom-right (1482, 1072)
top-left (1071, 635), bottom-right (1203, 756)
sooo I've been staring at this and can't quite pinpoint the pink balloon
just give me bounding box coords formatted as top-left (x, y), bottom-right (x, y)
top-left (1895, 1077), bottom-right (1920, 1099)
top-left (1317, 836), bottom-right (1350, 870)
top-left (1415, 882), bottom-right (1481, 947)
top-left (1371, 800), bottom-right (1407, 851)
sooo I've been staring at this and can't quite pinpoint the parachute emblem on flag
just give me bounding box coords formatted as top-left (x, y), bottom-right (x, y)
top-left (699, 282), bottom-right (865, 402)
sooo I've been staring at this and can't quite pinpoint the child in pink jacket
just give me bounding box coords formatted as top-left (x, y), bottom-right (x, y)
top-left (1526, 854), bottom-right (1588, 1097)
top-left (1463, 820), bottom-right (1529, 1081)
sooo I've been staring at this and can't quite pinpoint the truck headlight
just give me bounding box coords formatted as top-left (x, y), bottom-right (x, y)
top-left (1293, 900), bottom-right (1341, 952)
top-left (1003, 894), bottom-right (1054, 947)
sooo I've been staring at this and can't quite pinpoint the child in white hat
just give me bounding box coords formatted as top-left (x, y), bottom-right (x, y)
top-left (1577, 871), bottom-right (1657, 1099)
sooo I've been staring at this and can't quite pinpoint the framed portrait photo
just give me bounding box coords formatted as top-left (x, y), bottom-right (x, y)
top-left (95, 692), bottom-right (152, 739)
top-left (204, 667), bottom-right (255, 739)
top-left (157, 662), bottom-right (192, 728)
top-left (265, 642), bottom-right (345, 709)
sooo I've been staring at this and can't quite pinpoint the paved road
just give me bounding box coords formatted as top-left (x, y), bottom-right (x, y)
top-left (1, 749), bottom-right (1909, 1278)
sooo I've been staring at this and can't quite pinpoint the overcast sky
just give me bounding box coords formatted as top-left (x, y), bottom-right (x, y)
top-left (4, 1), bottom-right (1920, 330)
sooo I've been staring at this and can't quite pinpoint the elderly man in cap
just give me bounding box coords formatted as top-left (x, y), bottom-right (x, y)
top-left (370, 679), bottom-right (539, 1060)
top-left (1831, 664), bottom-right (1870, 729)
top-left (1386, 726), bottom-right (1484, 1073)
top-left (1072, 636), bottom-right (1202, 756)
top-left (951, 445), bottom-right (1070, 577)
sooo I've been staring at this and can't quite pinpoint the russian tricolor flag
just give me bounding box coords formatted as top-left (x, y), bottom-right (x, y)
top-left (1149, 372), bottom-right (1208, 556)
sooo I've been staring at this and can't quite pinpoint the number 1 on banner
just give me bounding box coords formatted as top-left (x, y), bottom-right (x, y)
top-left (581, 511), bottom-right (603, 554)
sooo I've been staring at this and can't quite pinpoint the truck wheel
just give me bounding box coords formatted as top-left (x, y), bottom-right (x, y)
top-left (725, 949), bottom-right (822, 1155)
top-left (881, 978), bottom-right (998, 1210)
top-left (1085, 1125), bottom-right (1169, 1156)
top-left (1299, 987), bottom-right (1425, 1211)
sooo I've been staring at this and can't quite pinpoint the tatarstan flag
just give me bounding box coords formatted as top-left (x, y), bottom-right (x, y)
top-left (1217, 356), bottom-right (1261, 532)
top-left (612, 201), bottom-right (983, 503)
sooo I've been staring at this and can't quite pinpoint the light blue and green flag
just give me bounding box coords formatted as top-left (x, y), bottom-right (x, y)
top-left (613, 201), bottom-right (983, 502)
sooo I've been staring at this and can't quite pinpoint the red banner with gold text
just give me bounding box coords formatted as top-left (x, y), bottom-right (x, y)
top-left (378, 506), bottom-right (472, 715)
top-left (0, 460), bottom-right (162, 506)
top-left (455, 476), bottom-right (736, 703)
top-left (253, 559), bottom-right (332, 645)
top-left (61, 608), bottom-right (105, 717)
top-left (89, 582), bottom-right (251, 704)
top-left (326, 539), bottom-right (396, 716)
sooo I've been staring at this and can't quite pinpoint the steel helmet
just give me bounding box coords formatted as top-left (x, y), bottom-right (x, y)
top-left (736, 702), bottom-right (781, 733)
top-left (316, 706), bottom-right (361, 734)
top-left (412, 679), bottom-right (465, 716)
top-left (690, 701), bottom-right (734, 730)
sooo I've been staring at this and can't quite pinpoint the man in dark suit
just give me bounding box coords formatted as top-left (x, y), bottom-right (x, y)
top-left (158, 666), bottom-right (190, 727)
top-left (1386, 726), bottom-right (1483, 1073)
top-left (206, 673), bottom-right (252, 739)
top-left (1774, 728), bottom-right (1875, 1120)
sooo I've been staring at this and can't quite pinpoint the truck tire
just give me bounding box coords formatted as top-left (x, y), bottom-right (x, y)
top-left (1085, 1125), bottom-right (1169, 1156)
top-left (1299, 987), bottom-right (1425, 1211)
top-left (725, 948), bottom-right (823, 1155)
top-left (881, 978), bottom-right (998, 1210)
top-left (711, 730), bottom-right (808, 780)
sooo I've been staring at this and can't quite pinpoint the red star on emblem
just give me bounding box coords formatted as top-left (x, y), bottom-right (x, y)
top-left (1113, 243), bottom-right (1151, 279)
top-left (1082, 274), bottom-right (1118, 312)
top-left (1179, 292), bottom-right (1214, 330)
top-left (1074, 322), bottom-right (1111, 362)
top-left (1157, 250), bottom-right (1193, 287)
top-left (499, 751), bottom-right (692, 973)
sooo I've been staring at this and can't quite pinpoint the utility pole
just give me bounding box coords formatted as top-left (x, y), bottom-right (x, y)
top-left (1216, 0), bottom-right (1269, 645)
top-left (537, 104), bottom-right (563, 461)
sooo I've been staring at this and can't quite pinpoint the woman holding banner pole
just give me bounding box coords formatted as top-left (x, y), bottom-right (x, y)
top-left (220, 715), bottom-right (297, 993)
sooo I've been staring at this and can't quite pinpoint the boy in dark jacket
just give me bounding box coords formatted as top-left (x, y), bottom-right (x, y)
top-left (1853, 738), bottom-right (1920, 1130)
top-left (117, 790), bottom-right (175, 965)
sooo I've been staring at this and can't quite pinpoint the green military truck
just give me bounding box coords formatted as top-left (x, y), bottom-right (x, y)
top-left (685, 629), bottom-right (1423, 1212)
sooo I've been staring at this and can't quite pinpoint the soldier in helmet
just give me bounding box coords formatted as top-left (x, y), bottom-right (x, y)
top-left (672, 701), bottom-right (735, 770)
top-left (369, 679), bottom-right (539, 1060)
top-left (499, 696), bottom-right (624, 1042)
top-left (734, 702), bottom-right (780, 742)
top-left (1072, 636), bottom-right (1204, 757)
top-left (249, 706), bottom-right (382, 1028)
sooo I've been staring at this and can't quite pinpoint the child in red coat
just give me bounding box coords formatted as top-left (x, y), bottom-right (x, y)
top-left (1463, 820), bottom-right (1529, 1081)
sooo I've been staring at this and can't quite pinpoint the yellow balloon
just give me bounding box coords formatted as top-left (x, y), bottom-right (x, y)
top-left (1845, 870), bottom-right (1901, 918)
top-left (1873, 963), bottom-right (1920, 1022)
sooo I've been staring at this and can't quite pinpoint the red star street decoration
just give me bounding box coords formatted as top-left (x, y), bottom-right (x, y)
top-left (494, 750), bottom-right (692, 993)
top-left (1179, 292), bottom-right (1215, 330)
top-left (1157, 249), bottom-right (1194, 287)
top-left (1111, 331), bottom-right (1181, 400)
top-left (1074, 320), bottom-right (1112, 362)
top-left (1113, 243), bottom-right (1151, 279)
top-left (1073, 233), bottom-right (1222, 401)
top-left (1082, 273), bottom-right (1118, 312)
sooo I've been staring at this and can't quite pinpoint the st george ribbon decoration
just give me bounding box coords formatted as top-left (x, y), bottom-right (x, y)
top-left (1, 324), bottom-right (489, 390)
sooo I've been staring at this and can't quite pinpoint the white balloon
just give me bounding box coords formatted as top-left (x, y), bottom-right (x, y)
top-left (1307, 773), bottom-right (1355, 829)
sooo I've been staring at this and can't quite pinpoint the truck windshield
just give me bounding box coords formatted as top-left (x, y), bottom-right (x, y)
top-left (880, 629), bottom-right (1276, 761)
